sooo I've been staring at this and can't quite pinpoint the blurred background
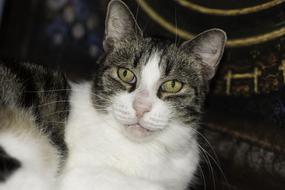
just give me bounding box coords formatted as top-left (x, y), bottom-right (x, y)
top-left (0, 0), bottom-right (284, 189)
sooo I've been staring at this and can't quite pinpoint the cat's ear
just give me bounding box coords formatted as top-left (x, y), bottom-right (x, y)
top-left (104, 0), bottom-right (142, 51)
top-left (180, 29), bottom-right (227, 80)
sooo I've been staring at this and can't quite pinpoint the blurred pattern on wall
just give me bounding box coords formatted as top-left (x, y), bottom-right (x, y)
top-left (0, 0), bottom-right (5, 25)
top-left (0, 0), bottom-right (106, 75)
top-left (0, 0), bottom-right (285, 190)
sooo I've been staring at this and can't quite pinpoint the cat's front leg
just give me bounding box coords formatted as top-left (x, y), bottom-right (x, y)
top-left (57, 166), bottom-right (166, 190)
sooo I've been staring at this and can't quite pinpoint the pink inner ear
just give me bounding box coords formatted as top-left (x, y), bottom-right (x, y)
top-left (133, 89), bottom-right (152, 118)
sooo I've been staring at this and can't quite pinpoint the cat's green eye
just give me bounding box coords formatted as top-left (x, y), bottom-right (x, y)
top-left (161, 80), bottom-right (183, 93)
top-left (117, 68), bottom-right (136, 84)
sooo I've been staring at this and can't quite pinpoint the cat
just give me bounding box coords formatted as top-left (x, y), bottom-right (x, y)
top-left (0, 0), bottom-right (226, 190)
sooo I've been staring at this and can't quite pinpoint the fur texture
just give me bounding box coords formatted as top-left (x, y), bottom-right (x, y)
top-left (0, 61), bottom-right (68, 190)
top-left (0, 0), bottom-right (226, 190)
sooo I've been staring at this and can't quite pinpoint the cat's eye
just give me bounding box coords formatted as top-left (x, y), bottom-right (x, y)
top-left (117, 68), bottom-right (136, 84)
top-left (161, 80), bottom-right (183, 93)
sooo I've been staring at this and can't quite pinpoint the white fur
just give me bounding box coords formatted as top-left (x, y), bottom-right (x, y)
top-left (141, 52), bottom-right (161, 93)
top-left (58, 52), bottom-right (200, 190)
top-left (0, 110), bottom-right (59, 190)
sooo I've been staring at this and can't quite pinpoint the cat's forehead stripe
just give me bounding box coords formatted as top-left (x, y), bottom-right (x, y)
top-left (164, 57), bottom-right (173, 76)
top-left (133, 50), bottom-right (143, 68)
top-left (141, 51), bottom-right (161, 91)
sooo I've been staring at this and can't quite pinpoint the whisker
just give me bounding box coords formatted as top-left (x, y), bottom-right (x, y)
top-left (25, 89), bottom-right (72, 93)
top-left (90, 93), bottom-right (113, 102)
top-left (198, 143), bottom-right (216, 190)
top-left (37, 100), bottom-right (69, 107)
top-left (41, 120), bottom-right (66, 124)
top-left (191, 127), bottom-right (230, 189)
top-left (35, 99), bottom-right (109, 111)
top-left (25, 88), bottom-right (114, 105)
top-left (198, 163), bottom-right (207, 190)
top-left (42, 110), bottom-right (70, 117)
top-left (191, 127), bottom-right (220, 161)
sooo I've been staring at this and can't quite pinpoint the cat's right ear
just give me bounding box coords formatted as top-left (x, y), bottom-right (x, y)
top-left (104, 0), bottom-right (143, 51)
top-left (180, 29), bottom-right (227, 81)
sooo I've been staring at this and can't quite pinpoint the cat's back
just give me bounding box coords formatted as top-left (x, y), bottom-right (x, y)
top-left (0, 61), bottom-right (68, 190)
top-left (0, 61), bottom-right (69, 148)
top-left (0, 61), bottom-right (26, 106)
top-left (0, 61), bottom-right (68, 107)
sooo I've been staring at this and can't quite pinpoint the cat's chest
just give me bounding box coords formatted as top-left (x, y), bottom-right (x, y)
top-left (102, 145), bottom-right (172, 178)
top-left (66, 118), bottom-right (178, 179)
top-left (88, 127), bottom-right (173, 176)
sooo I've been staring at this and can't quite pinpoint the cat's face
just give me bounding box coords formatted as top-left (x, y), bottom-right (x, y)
top-left (92, 0), bottom-right (226, 141)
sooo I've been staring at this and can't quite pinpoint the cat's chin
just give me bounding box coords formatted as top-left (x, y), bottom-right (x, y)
top-left (124, 123), bottom-right (155, 140)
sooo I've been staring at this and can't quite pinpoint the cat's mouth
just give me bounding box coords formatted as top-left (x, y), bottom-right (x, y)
top-left (125, 123), bottom-right (153, 138)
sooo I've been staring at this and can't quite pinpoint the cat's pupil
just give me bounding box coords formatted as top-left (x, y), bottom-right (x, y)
top-left (123, 70), bottom-right (127, 77)
top-left (171, 80), bottom-right (175, 88)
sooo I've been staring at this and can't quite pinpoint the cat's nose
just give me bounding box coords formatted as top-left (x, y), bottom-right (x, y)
top-left (133, 90), bottom-right (152, 118)
top-left (133, 98), bottom-right (152, 118)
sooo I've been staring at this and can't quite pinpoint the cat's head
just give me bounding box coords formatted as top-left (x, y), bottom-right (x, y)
top-left (92, 0), bottom-right (226, 141)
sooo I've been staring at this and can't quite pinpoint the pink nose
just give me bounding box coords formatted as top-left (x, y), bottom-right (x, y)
top-left (133, 90), bottom-right (152, 118)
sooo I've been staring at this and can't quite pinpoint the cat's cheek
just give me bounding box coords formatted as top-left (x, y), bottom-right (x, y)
top-left (140, 113), bottom-right (169, 131)
top-left (110, 92), bottom-right (137, 125)
top-left (142, 102), bottom-right (171, 130)
top-left (112, 108), bottom-right (137, 125)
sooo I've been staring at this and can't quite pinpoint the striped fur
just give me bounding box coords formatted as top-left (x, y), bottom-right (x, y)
top-left (0, 61), bottom-right (68, 189)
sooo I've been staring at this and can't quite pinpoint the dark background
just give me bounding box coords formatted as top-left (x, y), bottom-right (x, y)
top-left (0, 0), bottom-right (284, 189)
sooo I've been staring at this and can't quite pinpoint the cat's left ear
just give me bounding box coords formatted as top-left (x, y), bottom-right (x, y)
top-left (180, 29), bottom-right (227, 80)
top-left (104, 0), bottom-right (143, 51)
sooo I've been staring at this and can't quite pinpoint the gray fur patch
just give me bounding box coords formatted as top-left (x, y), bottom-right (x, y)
top-left (0, 61), bottom-right (69, 153)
